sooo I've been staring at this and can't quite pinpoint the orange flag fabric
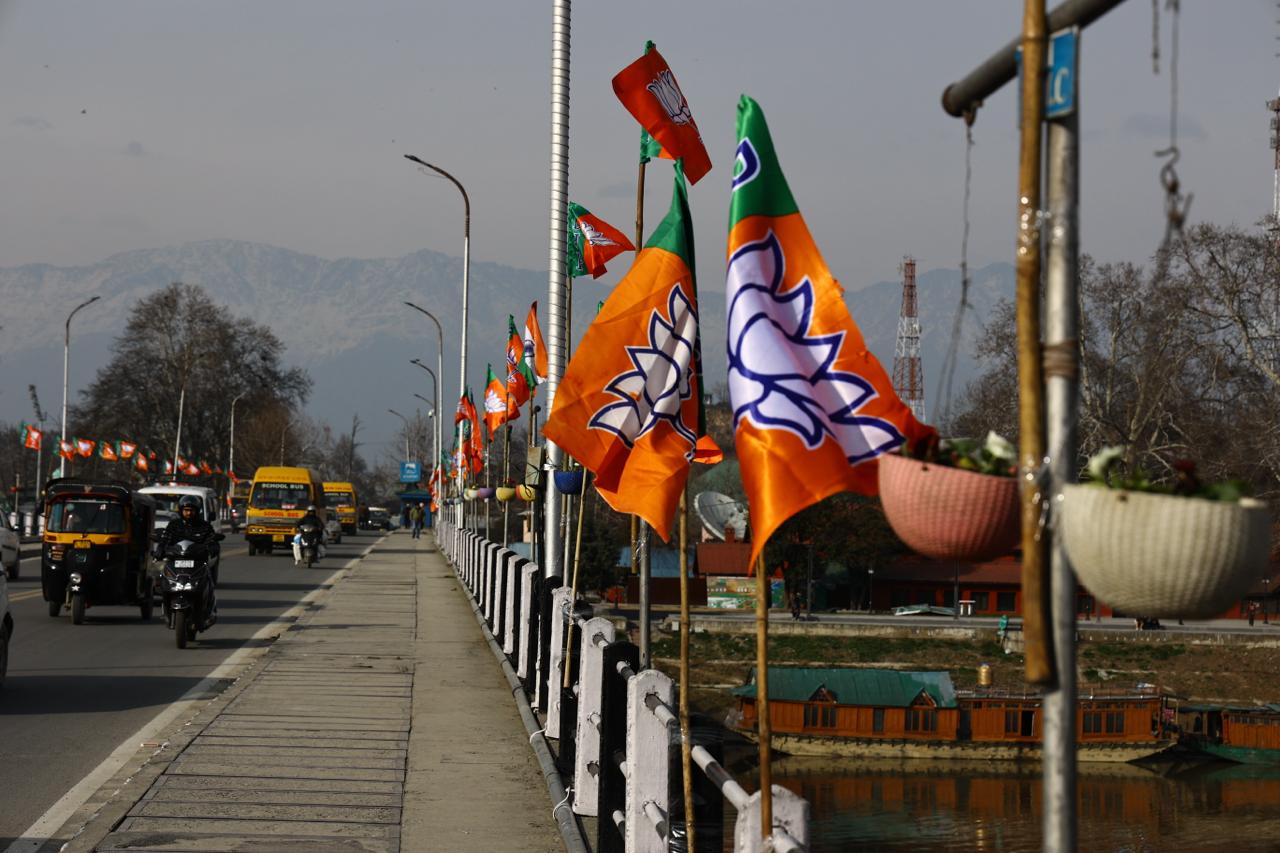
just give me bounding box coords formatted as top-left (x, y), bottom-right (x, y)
top-left (544, 169), bottom-right (703, 541)
top-left (727, 96), bottom-right (936, 568)
top-left (523, 302), bottom-right (549, 389)
top-left (483, 364), bottom-right (511, 438)
top-left (612, 42), bottom-right (712, 185)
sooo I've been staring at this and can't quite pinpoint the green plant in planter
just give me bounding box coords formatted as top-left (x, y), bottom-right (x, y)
top-left (905, 431), bottom-right (1017, 477)
top-left (1083, 446), bottom-right (1249, 503)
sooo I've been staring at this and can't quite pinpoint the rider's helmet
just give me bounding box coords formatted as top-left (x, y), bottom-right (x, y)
top-left (179, 495), bottom-right (201, 515)
top-left (307, 505), bottom-right (317, 513)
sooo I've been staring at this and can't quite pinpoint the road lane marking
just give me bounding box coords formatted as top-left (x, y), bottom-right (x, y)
top-left (2, 535), bottom-right (387, 853)
top-left (9, 589), bottom-right (42, 602)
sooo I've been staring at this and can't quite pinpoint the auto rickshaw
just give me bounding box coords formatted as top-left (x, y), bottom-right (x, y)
top-left (41, 478), bottom-right (157, 623)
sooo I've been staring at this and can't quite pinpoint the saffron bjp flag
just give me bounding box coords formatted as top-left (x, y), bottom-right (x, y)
top-left (612, 42), bottom-right (712, 185)
top-left (59, 439), bottom-right (75, 461)
top-left (522, 302), bottom-right (549, 388)
top-left (505, 316), bottom-right (533, 408)
top-left (135, 454), bottom-right (149, 473)
top-left (567, 203), bottom-right (634, 279)
top-left (543, 168), bottom-right (705, 542)
top-left (727, 96), bottom-right (935, 569)
top-left (22, 424), bottom-right (42, 451)
top-left (483, 364), bottom-right (511, 437)
top-left (99, 441), bottom-right (118, 461)
top-left (75, 438), bottom-right (96, 458)
top-left (466, 389), bottom-right (483, 474)
top-left (117, 440), bottom-right (137, 459)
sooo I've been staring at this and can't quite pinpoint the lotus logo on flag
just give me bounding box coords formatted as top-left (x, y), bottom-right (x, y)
top-left (727, 231), bottom-right (904, 462)
top-left (580, 220), bottom-right (620, 247)
top-left (589, 284), bottom-right (698, 449)
top-left (647, 70), bottom-right (692, 126)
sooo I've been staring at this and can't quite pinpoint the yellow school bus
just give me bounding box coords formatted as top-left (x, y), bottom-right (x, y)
top-left (323, 481), bottom-right (359, 535)
top-left (244, 466), bottom-right (325, 557)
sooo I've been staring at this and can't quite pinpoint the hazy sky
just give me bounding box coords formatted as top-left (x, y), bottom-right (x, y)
top-left (1, 1), bottom-right (1275, 460)
top-left (1, 1), bottom-right (1274, 282)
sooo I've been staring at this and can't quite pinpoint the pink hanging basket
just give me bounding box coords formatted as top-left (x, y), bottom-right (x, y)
top-left (878, 452), bottom-right (1021, 562)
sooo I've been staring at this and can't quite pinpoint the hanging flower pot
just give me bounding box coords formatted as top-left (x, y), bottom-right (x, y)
top-left (495, 486), bottom-right (517, 503)
top-left (475, 487), bottom-right (495, 500)
top-left (554, 470), bottom-right (585, 495)
top-left (1061, 484), bottom-right (1271, 618)
top-left (463, 487), bottom-right (479, 500)
top-left (516, 484), bottom-right (537, 502)
top-left (878, 450), bottom-right (1020, 562)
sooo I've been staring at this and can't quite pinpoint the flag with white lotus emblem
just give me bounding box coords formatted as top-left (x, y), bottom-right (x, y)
top-left (544, 168), bottom-right (705, 541)
top-left (727, 96), bottom-right (935, 567)
top-left (612, 42), bottom-right (712, 185)
top-left (567, 202), bottom-right (634, 279)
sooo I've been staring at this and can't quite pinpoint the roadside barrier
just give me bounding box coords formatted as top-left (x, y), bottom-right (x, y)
top-left (435, 517), bottom-right (810, 853)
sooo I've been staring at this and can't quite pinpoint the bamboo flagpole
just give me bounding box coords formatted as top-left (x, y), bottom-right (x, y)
top-left (754, 550), bottom-right (773, 839)
top-left (1016, 0), bottom-right (1055, 686)
top-left (562, 469), bottom-right (592, 689)
top-left (677, 487), bottom-right (696, 853)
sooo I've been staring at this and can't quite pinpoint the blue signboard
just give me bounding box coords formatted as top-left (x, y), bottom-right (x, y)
top-left (1045, 28), bottom-right (1078, 120)
top-left (399, 461), bottom-right (422, 483)
top-left (1015, 27), bottom-right (1079, 122)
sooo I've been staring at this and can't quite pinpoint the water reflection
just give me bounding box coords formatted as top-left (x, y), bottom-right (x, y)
top-left (757, 757), bottom-right (1280, 852)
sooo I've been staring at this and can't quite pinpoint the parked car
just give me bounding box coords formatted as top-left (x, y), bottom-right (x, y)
top-left (0, 510), bottom-right (18, 580)
top-left (0, 562), bottom-right (11, 687)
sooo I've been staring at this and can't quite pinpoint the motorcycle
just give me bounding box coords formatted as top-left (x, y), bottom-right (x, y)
top-left (297, 522), bottom-right (323, 568)
top-left (160, 536), bottom-right (220, 648)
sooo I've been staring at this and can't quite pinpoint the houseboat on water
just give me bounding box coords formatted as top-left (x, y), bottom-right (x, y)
top-left (731, 667), bottom-right (1173, 763)
top-left (1177, 703), bottom-right (1280, 764)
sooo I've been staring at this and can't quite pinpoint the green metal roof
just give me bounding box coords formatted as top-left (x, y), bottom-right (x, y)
top-left (731, 667), bottom-right (957, 709)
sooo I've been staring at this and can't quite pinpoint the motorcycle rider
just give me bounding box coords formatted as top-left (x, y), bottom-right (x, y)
top-left (155, 495), bottom-right (218, 619)
top-left (292, 504), bottom-right (326, 565)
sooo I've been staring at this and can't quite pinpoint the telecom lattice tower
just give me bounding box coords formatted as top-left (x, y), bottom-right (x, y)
top-left (892, 257), bottom-right (925, 423)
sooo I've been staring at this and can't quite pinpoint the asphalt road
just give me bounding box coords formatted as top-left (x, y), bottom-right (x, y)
top-left (0, 531), bottom-right (375, 845)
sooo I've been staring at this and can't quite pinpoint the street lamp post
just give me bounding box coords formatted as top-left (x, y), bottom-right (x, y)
top-left (387, 409), bottom-right (411, 462)
top-left (409, 357), bottom-right (440, 479)
top-left (412, 394), bottom-right (437, 469)
top-left (404, 303), bottom-right (445, 495)
top-left (229, 392), bottom-right (247, 481)
top-left (59, 295), bottom-right (101, 477)
top-left (403, 159), bottom-right (469, 523)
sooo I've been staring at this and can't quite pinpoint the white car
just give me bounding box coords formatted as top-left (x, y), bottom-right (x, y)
top-left (0, 511), bottom-right (18, 581)
top-left (0, 565), bottom-right (11, 687)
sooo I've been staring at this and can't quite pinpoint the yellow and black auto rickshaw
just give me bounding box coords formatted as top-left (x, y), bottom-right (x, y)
top-left (41, 478), bottom-right (157, 623)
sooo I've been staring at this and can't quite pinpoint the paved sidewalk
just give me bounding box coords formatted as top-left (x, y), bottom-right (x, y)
top-left (76, 530), bottom-right (562, 852)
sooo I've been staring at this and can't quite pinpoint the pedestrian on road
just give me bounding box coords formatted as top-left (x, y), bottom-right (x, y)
top-left (409, 503), bottom-right (424, 539)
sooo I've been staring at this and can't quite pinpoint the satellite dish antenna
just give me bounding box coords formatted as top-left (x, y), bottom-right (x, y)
top-left (694, 491), bottom-right (748, 541)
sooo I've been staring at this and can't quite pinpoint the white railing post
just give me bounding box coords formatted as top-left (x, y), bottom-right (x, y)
top-left (518, 563), bottom-right (539, 680)
top-left (503, 554), bottom-right (520, 656)
top-left (544, 586), bottom-right (574, 738)
top-left (572, 617), bottom-right (616, 816)
top-left (626, 669), bottom-right (673, 853)
top-left (733, 786), bottom-right (810, 853)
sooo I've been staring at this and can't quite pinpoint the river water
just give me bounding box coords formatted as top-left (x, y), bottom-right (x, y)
top-left (724, 756), bottom-right (1280, 852)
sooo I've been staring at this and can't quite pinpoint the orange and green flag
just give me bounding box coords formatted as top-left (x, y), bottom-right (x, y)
top-left (612, 42), bottom-right (712, 185)
top-left (483, 364), bottom-right (512, 437)
top-left (505, 316), bottom-right (534, 409)
top-left (543, 167), bottom-right (705, 542)
top-left (567, 203), bottom-right (634, 279)
top-left (522, 302), bottom-right (549, 389)
top-left (99, 441), bottom-right (118, 461)
top-left (727, 96), bottom-right (935, 569)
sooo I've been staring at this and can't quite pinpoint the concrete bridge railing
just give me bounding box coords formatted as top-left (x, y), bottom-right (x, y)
top-left (435, 517), bottom-right (810, 853)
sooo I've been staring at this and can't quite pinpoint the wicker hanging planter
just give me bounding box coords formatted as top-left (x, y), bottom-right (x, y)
top-left (1061, 484), bottom-right (1271, 618)
top-left (554, 470), bottom-right (585, 495)
top-left (878, 452), bottom-right (1021, 562)
top-left (495, 486), bottom-right (517, 502)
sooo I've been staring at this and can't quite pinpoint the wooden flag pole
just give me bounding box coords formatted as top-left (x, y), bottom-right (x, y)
top-left (562, 469), bottom-right (592, 689)
top-left (678, 487), bottom-right (696, 853)
top-left (1016, 0), bottom-right (1055, 686)
top-left (501, 420), bottom-right (511, 547)
top-left (754, 550), bottom-right (773, 841)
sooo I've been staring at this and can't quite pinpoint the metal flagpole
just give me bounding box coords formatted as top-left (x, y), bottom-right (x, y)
top-left (541, 0), bottom-right (571, 579)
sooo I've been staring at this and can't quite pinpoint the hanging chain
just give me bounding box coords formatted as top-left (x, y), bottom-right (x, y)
top-left (1151, 0), bottom-right (1160, 73)
top-left (1155, 0), bottom-right (1192, 251)
top-left (933, 111), bottom-right (977, 429)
